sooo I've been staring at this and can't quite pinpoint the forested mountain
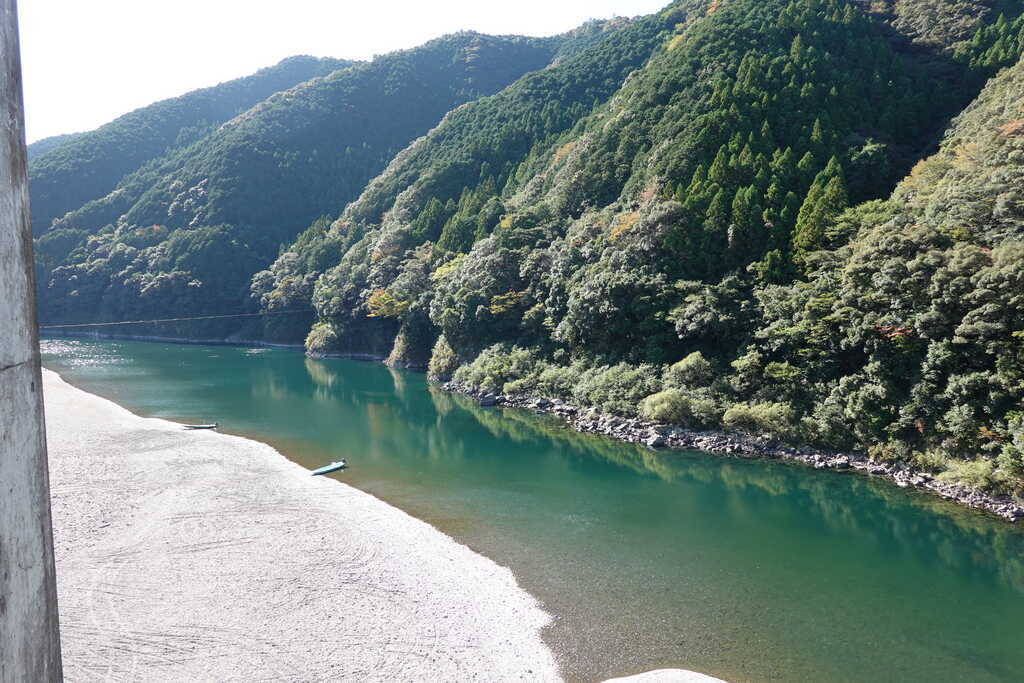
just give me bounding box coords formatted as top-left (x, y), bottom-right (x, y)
top-left (29, 55), bottom-right (351, 236)
top-left (721, 52), bottom-right (1024, 490)
top-left (252, 4), bottom-right (703, 346)
top-left (254, 0), bottom-right (1023, 492)
top-left (280, 0), bottom-right (988, 361)
top-left (27, 132), bottom-right (85, 160)
top-left (35, 0), bottom-right (1024, 493)
top-left (35, 33), bottom-right (570, 328)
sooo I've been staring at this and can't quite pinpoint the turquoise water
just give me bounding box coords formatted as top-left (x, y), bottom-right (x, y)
top-left (42, 339), bottom-right (1024, 682)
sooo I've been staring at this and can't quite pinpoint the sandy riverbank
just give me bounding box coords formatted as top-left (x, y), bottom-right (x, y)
top-left (43, 369), bottom-right (559, 681)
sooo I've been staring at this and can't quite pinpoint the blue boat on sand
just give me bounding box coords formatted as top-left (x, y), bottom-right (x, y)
top-left (311, 460), bottom-right (347, 476)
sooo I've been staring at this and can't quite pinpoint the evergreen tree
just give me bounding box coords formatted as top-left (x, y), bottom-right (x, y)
top-left (792, 157), bottom-right (847, 264)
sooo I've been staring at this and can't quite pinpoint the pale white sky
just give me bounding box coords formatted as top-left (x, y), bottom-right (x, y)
top-left (19, 0), bottom-right (669, 143)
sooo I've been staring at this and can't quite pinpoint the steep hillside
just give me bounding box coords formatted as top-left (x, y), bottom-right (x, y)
top-left (295, 0), bottom-right (970, 361)
top-left (728, 53), bottom-right (1024, 491)
top-left (253, 5), bottom-right (707, 346)
top-left (37, 33), bottom-right (563, 330)
top-left (269, 0), bottom-right (1024, 494)
top-left (894, 56), bottom-right (1024, 244)
top-left (116, 34), bottom-right (560, 244)
top-left (29, 55), bottom-right (350, 236)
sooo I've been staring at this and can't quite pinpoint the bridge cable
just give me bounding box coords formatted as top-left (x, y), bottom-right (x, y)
top-left (38, 309), bottom-right (314, 329)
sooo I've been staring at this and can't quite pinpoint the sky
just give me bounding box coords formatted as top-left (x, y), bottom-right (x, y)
top-left (18, 0), bottom-right (669, 143)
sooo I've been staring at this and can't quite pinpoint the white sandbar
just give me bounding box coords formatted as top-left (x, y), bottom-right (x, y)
top-left (43, 369), bottom-right (558, 681)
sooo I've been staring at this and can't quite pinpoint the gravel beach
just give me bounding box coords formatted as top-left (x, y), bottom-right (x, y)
top-left (43, 369), bottom-right (559, 681)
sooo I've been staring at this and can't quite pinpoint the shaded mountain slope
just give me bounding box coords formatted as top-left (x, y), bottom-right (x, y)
top-left (36, 33), bottom-right (570, 330)
top-left (29, 55), bottom-right (351, 236)
top-left (27, 132), bottom-right (85, 160)
top-left (116, 33), bottom-right (562, 245)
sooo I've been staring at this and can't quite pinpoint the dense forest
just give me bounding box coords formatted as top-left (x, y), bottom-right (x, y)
top-left (29, 55), bottom-right (352, 236)
top-left (27, 132), bottom-right (85, 160)
top-left (33, 33), bottom-right (579, 328)
top-left (35, 0), bottom-right (1024, 495)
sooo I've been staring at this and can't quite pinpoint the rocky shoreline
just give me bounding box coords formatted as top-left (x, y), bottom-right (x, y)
top-left (446, 382), bottom-right (1024, 523)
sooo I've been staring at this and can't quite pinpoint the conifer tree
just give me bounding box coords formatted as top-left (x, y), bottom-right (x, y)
top-left (792, 156), bottom-right (847, 264)
top-left (708, 146), bottom-right (732, 190)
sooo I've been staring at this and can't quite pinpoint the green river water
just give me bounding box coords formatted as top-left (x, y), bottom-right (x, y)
top-left (41, 339), bottom-right (1024, 682)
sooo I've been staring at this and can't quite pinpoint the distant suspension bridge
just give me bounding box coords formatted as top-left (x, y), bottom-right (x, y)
top-left (38, 309), bottom-right (315, 329)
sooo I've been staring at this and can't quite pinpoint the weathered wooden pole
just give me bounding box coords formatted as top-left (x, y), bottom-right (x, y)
top-left (0, 0), bottom-right (63, 680)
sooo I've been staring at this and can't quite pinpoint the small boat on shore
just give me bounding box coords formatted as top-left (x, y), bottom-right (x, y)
top-left (183, 423), bottom-right (218, 430)
top-left (311, 460), bottom-right (347, 476)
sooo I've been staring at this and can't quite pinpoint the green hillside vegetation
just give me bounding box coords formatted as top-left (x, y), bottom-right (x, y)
top-left (726, 56), bottom-right (1024, 490)
top-left (36, 34), bottom-right (564, 330)
top-left (29, 56), bottom-right (351, 236)
top-left (293, 0), bottom-right (974, 360)
top-left (27, 132), bottom-right (85, 160)
top-left (275, 0), bottom-right (1024, 494)
top-left (35, 0), bottom-right (1024, 496)
top-left (252, 6), bottom-right (705, 346)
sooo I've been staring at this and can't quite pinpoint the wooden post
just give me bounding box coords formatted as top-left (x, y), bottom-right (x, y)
top-left (0, 0), bottom-right (63, 679)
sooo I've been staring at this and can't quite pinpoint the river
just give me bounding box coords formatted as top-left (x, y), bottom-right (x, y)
top-left (41, 339), bottom-right (1024, 682)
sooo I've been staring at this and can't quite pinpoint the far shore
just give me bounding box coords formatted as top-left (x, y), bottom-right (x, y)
top-left (42, 329), bottom-right (307, 350)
